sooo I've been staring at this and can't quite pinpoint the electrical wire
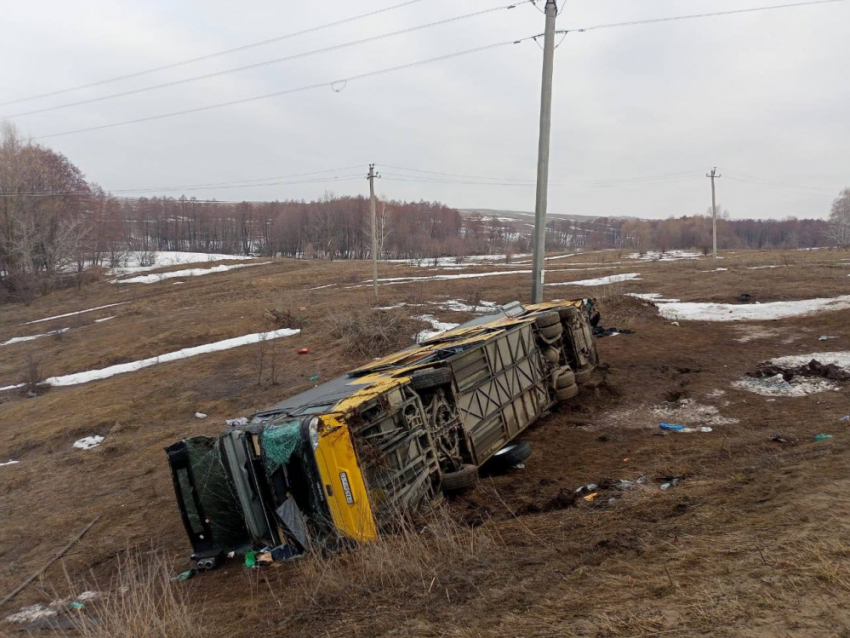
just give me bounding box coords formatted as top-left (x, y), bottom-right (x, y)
top-left (3, 2), bottom-right (529, 120)
top-left (33, 35), bottom-right (540, 140)
top-left (0, 0), bottom-right (432, 108)
top-left (558, 0), bottom-right (846, 35)
top-left (380, 165), bottom-right (704, 185)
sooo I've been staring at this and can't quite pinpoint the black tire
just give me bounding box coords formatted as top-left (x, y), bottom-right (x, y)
top-left (574, 367), bottom-right (595, 384)
top-left (555, 367), bottom-right (576, 389)
top-left (491, 440), bottom-right (532, 468)
top-left (441, 464), bottom-right (478, 492)
top-left (539, 322), bottom-right (563, 341)
top-left (535, 311), bottom-right (561, 329)
top-left (410, 367), bottom-right (454, 391)
top-left (556, 383), bottom-right (579, 401)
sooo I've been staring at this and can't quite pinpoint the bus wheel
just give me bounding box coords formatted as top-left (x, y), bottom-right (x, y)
top-left (441, 464), bottom-right (478, 492)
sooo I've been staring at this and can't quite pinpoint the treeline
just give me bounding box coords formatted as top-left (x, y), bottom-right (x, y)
top-left (547, 215), bottom-right (831, 253)
top-left (0, 125), bottom-right (841, 303)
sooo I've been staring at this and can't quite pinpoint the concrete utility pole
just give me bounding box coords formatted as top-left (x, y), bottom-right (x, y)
top-left (707, 167), bottom-right (721, 259)
top-left (368, 163), bottom-right (378, 298)
top-left (531, 0), bottom-right (558, 304)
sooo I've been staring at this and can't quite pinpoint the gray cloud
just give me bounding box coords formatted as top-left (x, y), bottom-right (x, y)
top-left (1, 0), bottom-right (846, 219)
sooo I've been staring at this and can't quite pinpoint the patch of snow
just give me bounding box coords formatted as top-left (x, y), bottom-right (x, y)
top-left (415, 315), bottom-right (460, 342)
top-left (309, 284), bottom-right (335, 291)
top-left (116, 261), bottom-right (271, 284)
top-left (5, 592), bottom-right (103, 625)
top-left (94, 316), bottom-right (115, 323)
top-left (25, 302), bottom-right (125, 325)
top-left (195, 412), bottom-right (207, 419)
top-left (370, 270), bottom-right (531, 286)
top-left (111, 251), bottom-right (252, 275)
top-left (652, 399), bottom-right (738, 427)
top-left (1, 328), bottom-right (68, 346)
top-left (768, 351), bottom-right (850, 370)
top-left (733, 326), bottom-right (782, 343)
top-left (701, 268), bottom-right (728, 272)
top-left (705, 389), bottom-right (726, 399)
top-left (627, 293), bottom-right (681, 303)
top-left (43, 329), bottom-right (300, 387)
top-left (747, 265), bottom-right (782, 270)
top-left (387, 254), bottom-right (530, 268)
top-left (1, 459), bottom-right (20, 467)
top-left (442, 299), bottom-right (497, 313)
top-left (629, 250), bottom-right (701, 261)
top-left (73, 435), bottom-right (104, 450)
top-left (733, 375), bottom-right (837, 396)
top-left (547, 273), bottom-right (641, 287)
top-left (658, 295), bottom-right (850, 322)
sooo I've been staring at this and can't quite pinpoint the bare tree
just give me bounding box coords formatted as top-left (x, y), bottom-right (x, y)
top-left (827, 188), bottom-right (850, 247)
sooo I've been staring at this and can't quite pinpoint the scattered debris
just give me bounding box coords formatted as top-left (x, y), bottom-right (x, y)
top-left (308, 375), bottom-right (320, 381)
top-left (171, 569), bottom-right (196, 582)
top-left (297, 347), bottom-right (311, 355)
top-left (583, 492), bottom-right (599, 502)
top-left (841, 415), bottom-right (850, 422)
top-left (659, 423), bottom-right (713, 433)
top-left (226, 417), bottom-right (248, 427)
top-left (770, 435), bottom-right (788, 443)
top-left (0, 459), bottom-right (20, 467)
top-left (194, 412), bottom-right (207, 419)
top-left (814, 433), bottom-right (834, 441)
top-left (735, 375), bottom-right (837, 396)
top-left (73, 436), bottom-right (104, 450)
top-left (593, 326), bottom-right (635, 338)
top-left (819, 335), bottom-right (838, 341)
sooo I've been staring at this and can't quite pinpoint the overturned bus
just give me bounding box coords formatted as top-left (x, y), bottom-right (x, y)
top-left (166, 300), bottom-right (600, 569)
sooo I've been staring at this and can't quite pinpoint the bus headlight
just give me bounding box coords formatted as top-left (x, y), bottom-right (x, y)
top-left (308, 417), bottom-right (320, 450)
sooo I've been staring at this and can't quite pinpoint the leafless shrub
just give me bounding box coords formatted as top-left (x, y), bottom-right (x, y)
top-left (404, 283), bottom-right (426, 306)
top-left (264, 307), bottom-right (305, 329)
top-left (136, 248), bottom-right (157, 268)
top-left (24, 354), bottom-right (45, 392)
top-left (465, 283), bottom-right (483, 311)
top-left (67, 550), bottom-right (206, 638)
top-left (325, 306), bottom-right (425, 359)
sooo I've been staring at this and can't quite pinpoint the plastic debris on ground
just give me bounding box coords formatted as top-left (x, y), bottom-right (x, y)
top-left (308, 375), bottom-right (319, 381)
top-left (770, 435), bottom-right (789, 444)
top-left (659, 423), bottom-right (713, 433)
top-left (297, 348), bottom-right (311, 355)
top-left (73, 435), bottom-right (104, 450)
top-left (244, 550), bottom-right (256, 568)
top-left (194, 412), bottom-right (207, 419)
top-left (583, 492), bottom-right (599, 502)
top-left (226, 417), bottom-right (249, 427)
top-left (840, 415), bottom-right (850, 422)
top-left (575, 483), bottom-right (597, 494)
top-left (814, 433), bottom-right (834, 441)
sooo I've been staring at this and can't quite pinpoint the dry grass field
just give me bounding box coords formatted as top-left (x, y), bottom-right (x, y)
top-left (1, 247), bottom-right (850, 637)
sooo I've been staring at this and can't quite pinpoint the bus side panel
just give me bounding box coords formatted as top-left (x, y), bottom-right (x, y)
top-left (313, 421), bottom-right (379, 542)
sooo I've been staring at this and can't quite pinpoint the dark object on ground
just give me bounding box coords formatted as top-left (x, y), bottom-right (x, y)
top-left (486, 440), bottom-right (532, 473)
top-left (751, 359), bottom-right (850, 383)
top-left (593, 326), bottom-right (635, 338)
top-left (739, 293), bottom-right (752, 303)
top-left (442, 464), bottom-right (478, 491)
top-left (770, 435), bottom-right (788, 444)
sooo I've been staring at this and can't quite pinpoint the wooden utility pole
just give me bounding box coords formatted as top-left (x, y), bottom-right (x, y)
top-left (707, 167), bottom-right (721, 259)
top-left (368, 164), bottom-right (378, 298)
top-left (531, 0), bottom-right (558, 303)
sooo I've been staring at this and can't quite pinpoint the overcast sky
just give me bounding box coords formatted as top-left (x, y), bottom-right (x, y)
top-left (1, 0), bottom-right (847, 219)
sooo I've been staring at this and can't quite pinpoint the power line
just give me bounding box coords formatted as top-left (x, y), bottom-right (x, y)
top-left (34, 36), bottom-right (539, 140)
top-left (381, 164), bottom-right (703, 184)
top-left (558, 0), bottom-right (846, 35)
top-left (4, 2), bottom-right (528, 120)
top-left (0, 0), bottom-right (431, 108)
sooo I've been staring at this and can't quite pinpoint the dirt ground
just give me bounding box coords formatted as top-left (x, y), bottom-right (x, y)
top-left (1, 248), bottom-right (850, 637)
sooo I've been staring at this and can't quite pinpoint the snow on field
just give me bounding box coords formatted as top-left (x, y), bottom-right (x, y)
top-left (747, 265), bottom-right (783, 270)
top-left (0, 459), bottom-right (19, 467)
top-left (0, 383), bottom-right (24, 393)
top-left (372, 270), bottom-right (531, 286)
top-left (657, 295), bottom-right (850, 322)
top-left (442, 299), bottom-right (497, 313)
top-left (733, 375), bottom-right (837, 396)
top-left (24, 302), bottom-right (125, 325)
top-left (388, 254), bottom-right (530, 268)
top-left (73, 435), bottom-right (105, 450)
top-left (94, 316), bottom-right (115, 323)
top-left (112, 251), bottom-right (252, 275)
top-left (629, 250), bottom-right (702, 261)
top-left (769, 351), bottom-right (850, 370)
top-left (38, 328), bottom-right (300, 387)
top-left (627, 293), bottom-right (681, 303)
top-left (1, 328), bottom-right (68, 346)
top-left (415, 315), bottom-right (460, 342)
top-left (547, 273), bottom-right (641, 287)
top-left (701, 268), bottom-right (728, 272)
top-left (116, 261), bottom-right (271, 284)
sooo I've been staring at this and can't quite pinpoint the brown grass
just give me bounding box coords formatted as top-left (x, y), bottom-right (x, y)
top-left (66, 551), bottom-right (207, 638)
